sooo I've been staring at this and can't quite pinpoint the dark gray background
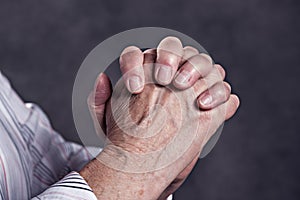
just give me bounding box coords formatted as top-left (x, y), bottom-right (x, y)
top-left (0, 0), bottom-right (299, 199)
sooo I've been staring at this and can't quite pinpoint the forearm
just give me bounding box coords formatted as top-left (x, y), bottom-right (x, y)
top-left (79, 149), bottom-right (168, 200)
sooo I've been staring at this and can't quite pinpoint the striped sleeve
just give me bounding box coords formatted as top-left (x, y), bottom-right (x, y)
top-left (0, 71), bottom-right (97, 199)
top-left (0, 72), bottom-right (173, 200)
top-left (32, 171), bottom-right (97, 200)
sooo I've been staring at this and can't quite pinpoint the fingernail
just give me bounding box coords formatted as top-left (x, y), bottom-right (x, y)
top-left (200, 94), bottom-right (213, 105)
top-left (157, 66), bottom-right (172, 84)
top-left (128, 76), bottom-right (142, 92)
top-left (175, 70), bottom-right (191, 85)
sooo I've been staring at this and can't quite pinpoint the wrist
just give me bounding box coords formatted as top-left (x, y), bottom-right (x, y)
top-left (80, 149), bottom-right (168, 200)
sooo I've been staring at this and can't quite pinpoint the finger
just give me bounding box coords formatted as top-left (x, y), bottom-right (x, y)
top-left (179, 46), bottom-right (199, 66)
top-left (224, 94), bottom-right (240, 120)
top-left (155, 36), bottom-right (183, 85)
top-left (143, 48), bottom-right (157, 64)
top-left (119, 46), bottom-right (144, 94)
top-left (94, 73), bottom-right (112, 107)
top-left (144, 47), bottom-right (198, 66)
top-left (209, 94), bottom-right (240, 125)
top-left (143, 49), bottom-right (157, 83)
top-left (199, 94), bottom-right (240, 146)
top-left (192, 64), bottom-right (226, 97)
top-left (215, 64), bottom-right (226, 79)
top-left (173, 53), bottom-right (213, 89)
top-left (88, 73), bottom-right (112, 134)
top-left (197, 81), bottom-right (231, 110)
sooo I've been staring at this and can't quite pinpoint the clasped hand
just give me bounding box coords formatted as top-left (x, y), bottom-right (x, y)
top-left (80, 37), bottom-right (240, 200)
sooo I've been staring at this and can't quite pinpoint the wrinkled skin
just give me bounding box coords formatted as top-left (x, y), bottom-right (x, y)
top-left (82, 37), bottom-right (240, 200)
top-left (97, 79), bottom-right (227, 199)
top-left (107, 84), bottom-right (183, 154)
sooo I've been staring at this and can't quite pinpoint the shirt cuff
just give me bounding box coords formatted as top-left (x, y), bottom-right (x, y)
top-left (32, 171), bottom-right (173, 200)
top-left (32, 171), bottom-right (97, 200)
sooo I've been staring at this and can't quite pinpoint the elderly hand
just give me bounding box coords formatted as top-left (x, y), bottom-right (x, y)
top-left (81, 37), bottom-right (240, 200)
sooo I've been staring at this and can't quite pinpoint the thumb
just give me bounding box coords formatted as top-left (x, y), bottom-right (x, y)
top-left (88, 73), bottom-right (112, 135)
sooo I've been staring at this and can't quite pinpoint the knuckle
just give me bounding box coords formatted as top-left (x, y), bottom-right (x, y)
top-left (217, 82), bottom-right (231, 101)
top-left (207, 68), bottom-right (223, 84)
top-left (120, 46), bottom-right (143, 69)
top-left (231, 94), bottom-right (240, 108)
top-left (162, 36), bottom-right (181, 43)
top-left (187, 54), bottom-right (213, 75)
top-left (122, 46), bottom-right (140, 54)
top-left (157, 37), bottom-right (183, 58)
top-left (182, 46), bottom-right (199, 62)
top-left (214, 64), bottom-right (226, 79)
top-left (183, 46), bottom-right (199, 54)
top-left (211, 82), bottom-right (230, 102)
top-left (157, 51), bottom-right (180, 67)
top-left (143, 48), bottom-right (156, 55)
top-left (199, 53), bottom-right (213, 64)
top-left (223, 82), bottom-right (232, 94)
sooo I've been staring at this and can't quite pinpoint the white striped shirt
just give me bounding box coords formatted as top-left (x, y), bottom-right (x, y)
top-left (0, 71), bottom-right (97, 199)
top-left (0, 71), bottom-right (173, 200)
